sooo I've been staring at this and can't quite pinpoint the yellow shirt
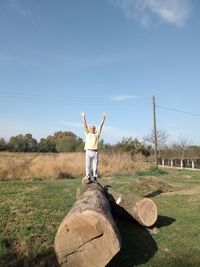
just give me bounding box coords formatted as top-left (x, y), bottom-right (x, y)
top-left (84, 127), bottom-right (101, 150)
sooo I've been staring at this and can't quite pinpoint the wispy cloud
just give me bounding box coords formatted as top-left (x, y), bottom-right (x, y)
top-left (0, 51), bottom-right (117, 73)
top-left (54, 53), bottom-right (117, 73)
top-left (110, 0), bottom-right (191, 27)
top-left (8, 0), bottom-right (31, 17)
top-left (60, 122), bottom-right (83, 128)
top-left (7, 0), bottom-right (40, 25)
top-left (109, 95), bottom-right (138, 101)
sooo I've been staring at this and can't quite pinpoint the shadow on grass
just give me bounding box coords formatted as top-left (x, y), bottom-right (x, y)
top-left (143, 189), bottom-right (165, 198)
top-left (106, 218), bottom-right (158, 267)
top-left (155, 215), bottom-right (176, 228)
top-left (107, 213), bottom-right (176, 267)
top-left (1, 217), bottom-right (175, 267)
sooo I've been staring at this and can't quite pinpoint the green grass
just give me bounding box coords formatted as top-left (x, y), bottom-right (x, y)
top-left (1, 169), bottom-right (200, 267)
top-left (0, 178), bottom-right (81, 267)
top-left (136, 166), bottom-right (168, 177)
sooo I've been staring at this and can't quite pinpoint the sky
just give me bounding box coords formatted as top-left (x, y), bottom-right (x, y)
top-left (0, 0), bottom-right (200, 144)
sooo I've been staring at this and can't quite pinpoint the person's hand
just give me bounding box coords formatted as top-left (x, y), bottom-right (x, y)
top-left (102, 112), bottom-right (106, 118)
top-left (81, 112), bottom-right (86, 117)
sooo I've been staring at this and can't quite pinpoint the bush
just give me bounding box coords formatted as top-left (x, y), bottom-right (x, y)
top-left (8, 134), bottom-right (38, 152)
top-left (136, 166), bottom-right (167, 176)
top-left (0, 138), bottom-right (7, 151)
top-left (56, 171), bottom-right (74, 179)
top-left (37, 138), bottom-right (56, 152)
top-left (56, 136), bottom-right (78, 152)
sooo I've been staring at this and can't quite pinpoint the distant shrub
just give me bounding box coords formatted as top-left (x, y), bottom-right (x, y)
top-left (37, 138), bottom-right (56, 152)
top-left (136, 166), bottom-right (167, 176)
top-left (7, 134), bottom-right (38, 152)
top-left (0, 138), bottom-right (7, 151)
top-left (32, 177), bottom-right (43, 181)
top-left (57, 171), bottom-right (74, 179)
top-left (56, 136), bottom-right (78, 152)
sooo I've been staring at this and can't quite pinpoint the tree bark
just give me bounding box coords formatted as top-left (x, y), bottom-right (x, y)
top-left (105, 187), bottom-right (157, 227)
top-left (54, 183), bottom-right (121, 267)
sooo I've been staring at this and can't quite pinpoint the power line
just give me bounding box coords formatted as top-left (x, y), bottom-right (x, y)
top-left (1, 93), bottom-right (199, 117)
top-left (156, 105), bottom-right (200, 118)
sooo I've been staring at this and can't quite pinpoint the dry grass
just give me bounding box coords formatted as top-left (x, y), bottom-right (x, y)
top-left (0, 152), bottom-right (149, 180)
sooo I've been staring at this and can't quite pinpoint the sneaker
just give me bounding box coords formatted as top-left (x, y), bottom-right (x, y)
top-left (93, 176), bottom-right (98, 183)
top-left (86, 177), bottom-right (92, 184)
top-left (82, 176), bottom-right (92, 184)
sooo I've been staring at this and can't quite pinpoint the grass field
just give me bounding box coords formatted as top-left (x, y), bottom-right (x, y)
top-left (1, 168), bottom-right (200, 267)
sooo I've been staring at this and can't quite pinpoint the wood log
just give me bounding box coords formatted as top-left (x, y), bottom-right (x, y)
top-left (54, 183), bottom-right (121, 267)
top-left (105, 187), bottom-right (157, 227)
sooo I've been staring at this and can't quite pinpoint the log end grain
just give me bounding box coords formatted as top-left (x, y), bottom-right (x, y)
top-left (136, 198), bottom-right (158, 227)
top-left (54, 209), bottom-right (120, 267)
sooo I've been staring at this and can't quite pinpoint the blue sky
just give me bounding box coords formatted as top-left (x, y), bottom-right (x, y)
top-left (0, 0), bottom-right (200, 144)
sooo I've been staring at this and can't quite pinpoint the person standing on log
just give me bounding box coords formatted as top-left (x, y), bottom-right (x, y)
top-left (81, 112), bottom-right (106, 184)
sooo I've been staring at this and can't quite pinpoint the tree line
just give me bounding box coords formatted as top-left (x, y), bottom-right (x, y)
top-left (0, 131), bottom-right (151, 156)
top-left (1, 130), bottom-right (200, 161)
top-left (144, 130), bottom-right (200, 161)
top-left (0, 131), bottom-right (84, 153)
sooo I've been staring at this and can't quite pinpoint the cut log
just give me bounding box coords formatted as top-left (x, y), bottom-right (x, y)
top-left (105, 187), bottom-right (157, 227)
top-left (54, 183), bottom-right (121, 267)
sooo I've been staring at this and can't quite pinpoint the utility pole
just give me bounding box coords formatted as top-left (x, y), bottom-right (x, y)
top-left (152, 96), bottom-right (158, 168)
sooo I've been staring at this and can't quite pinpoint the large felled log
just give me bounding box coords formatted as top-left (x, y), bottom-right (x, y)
top-left (54, 183), bottom-right (121, 267)
top-left (105, 187), bottom-right (157, 227)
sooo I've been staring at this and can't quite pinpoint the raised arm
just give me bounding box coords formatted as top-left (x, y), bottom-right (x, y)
top-left (81, 112), bottom-right (88, 133)
top-left (98, 112), bottom-right (106, 133)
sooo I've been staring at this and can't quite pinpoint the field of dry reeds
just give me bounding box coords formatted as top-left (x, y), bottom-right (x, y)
top-left (0, 152), bottom-right (149, 180)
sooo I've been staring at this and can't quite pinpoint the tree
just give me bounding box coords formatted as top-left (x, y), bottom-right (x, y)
top-left (114, 137), bottom-right (150, 158)
top-left (23, 134), bottom-right (38, 152)
top-left (8, 134), bottom-right (38, 152)
top-left (37, 138), bottom-right (56, 152)
top-left (75, 137), bottom-right (84, 152)
top-left (187, 146), bottom-right (200, 160)
top-left (0, 138), bottom-right (7, 151)
top-left (8, 134), bottom-right (25, 152)
top-left (56, 136), bottom-right (78, 152)
top-left (46, 131), bottom-right (84, 152)
top-left (144, 129), bottom-right (169, 157)
top-left (75, 142), bottom-right (85, 152)
top-left (172, 135), bottom-right (190, 161)
top-left (48, 131), bottom-right (76, 142)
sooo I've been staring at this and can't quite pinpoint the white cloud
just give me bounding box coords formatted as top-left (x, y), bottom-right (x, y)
top-left (110, 0), bottom-right (191, 27)
top-left (109, 95), bottom-right (138, 101)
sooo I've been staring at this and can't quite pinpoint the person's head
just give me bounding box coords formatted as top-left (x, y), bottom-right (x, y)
top-left (89, 125), bottom-right (96, 133)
